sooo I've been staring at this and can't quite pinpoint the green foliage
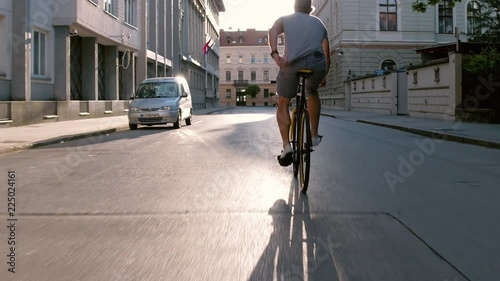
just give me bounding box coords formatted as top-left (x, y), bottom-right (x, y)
top-left (245, 84), bottom-right (261, 98)
top-left (412, 0), bottom-right (499, 43)
top-left (463, 47), bottom-right (500, 74)
top-left (412, 0), bottom-right (460, 13)
top-left (269, 92), bottom-right (276, 97)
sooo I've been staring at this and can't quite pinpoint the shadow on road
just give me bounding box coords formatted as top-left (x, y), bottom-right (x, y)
top-left (248, 180), bottom-right (339, 281)
top-left (33, 126), bottom-right (178, 149)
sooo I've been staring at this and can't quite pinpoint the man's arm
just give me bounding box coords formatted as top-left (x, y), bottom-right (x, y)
top-left (269, 18), bottom-right (286, 67)
top-left (321, 36), bottom-right (330, 86)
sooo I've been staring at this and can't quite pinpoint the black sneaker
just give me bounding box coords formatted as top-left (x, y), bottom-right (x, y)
top-left (277, 152), bottom-right (293, 166)
top-left (277, 144), bottom-right (293, 166)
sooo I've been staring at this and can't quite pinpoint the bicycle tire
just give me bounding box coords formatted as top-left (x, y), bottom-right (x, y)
top-left (292, 108), bottom-right (300, 177)
top-left (299, 110), bottom-right (311, 192)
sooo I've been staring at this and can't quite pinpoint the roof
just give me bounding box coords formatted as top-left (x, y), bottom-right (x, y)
top-left (141, 76), bottom-right (186, 83)
top-left (220, 29), bottom-right (285, 47)
top-left (416, 42), bottom-right (500, 54)
top-left (213, 0), bottom-right (225, 12)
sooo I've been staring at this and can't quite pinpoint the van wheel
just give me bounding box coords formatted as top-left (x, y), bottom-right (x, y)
top-left (129, 124), bottom-right (138, 130)
top-left (185, 110), bottom-right (192, 126)
top-left (173, 111), bottom-right (181, 129)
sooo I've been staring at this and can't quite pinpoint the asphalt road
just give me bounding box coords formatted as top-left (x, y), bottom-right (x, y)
top-left (1, 107), bottom-right (499, 281)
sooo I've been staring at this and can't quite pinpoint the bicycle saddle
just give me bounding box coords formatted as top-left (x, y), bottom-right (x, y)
top-left (297, 68), bottom-right (314, 77)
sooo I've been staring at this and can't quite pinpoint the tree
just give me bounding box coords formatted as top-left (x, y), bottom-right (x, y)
top-left (411, 0), bottom-right (460, 13)
top-left (245, 84), bottom-right (261, 106)
top-left (412, 0), bottom-right (499, 42)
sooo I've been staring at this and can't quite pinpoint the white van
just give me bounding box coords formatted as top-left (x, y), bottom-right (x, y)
top-left (128, 76), bottom-right (193, 130)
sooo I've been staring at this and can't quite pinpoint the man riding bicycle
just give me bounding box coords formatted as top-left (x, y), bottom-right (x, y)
top-left (268, 0), bottom-right (331, 166)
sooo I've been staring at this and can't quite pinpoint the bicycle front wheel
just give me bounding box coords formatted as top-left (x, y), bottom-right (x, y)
top-left (299, 110), bottom-right (312, 192)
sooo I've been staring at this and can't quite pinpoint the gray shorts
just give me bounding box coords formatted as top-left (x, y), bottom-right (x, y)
top-left (276, 52), bottom-right (327, 100)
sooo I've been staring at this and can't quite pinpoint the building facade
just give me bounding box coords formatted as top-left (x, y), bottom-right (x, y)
top-left (219, 29), bottom-right (284, 107)
top-left (313, 0), bottom-right (477, 109)
top-left (176, 0), bottom-right (225, 109)
top-left (0, 0), bottom-right (225, 126)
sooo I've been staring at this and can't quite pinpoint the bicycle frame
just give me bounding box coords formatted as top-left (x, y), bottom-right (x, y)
top-left (290, 70), bottom-right (313, 192)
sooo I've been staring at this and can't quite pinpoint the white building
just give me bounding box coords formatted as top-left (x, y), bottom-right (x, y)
top-left (219, 29), bottom-right (285, 107)
top-left (0, 0), bottom-right (225, 126)
top-left (313, 0), bottom-right (479, 109)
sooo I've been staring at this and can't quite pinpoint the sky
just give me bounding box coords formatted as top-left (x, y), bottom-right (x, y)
top-left (219, 0), bottom-right (295, 31)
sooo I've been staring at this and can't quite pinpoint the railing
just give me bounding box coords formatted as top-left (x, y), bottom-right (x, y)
top-left (233, 80), bottom-right (249, 87)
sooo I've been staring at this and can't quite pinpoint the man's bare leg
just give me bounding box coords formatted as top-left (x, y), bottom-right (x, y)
top-left (277, 96), bottom-right (291, 149)
top-left (308, 90), bottom-right (321, 138)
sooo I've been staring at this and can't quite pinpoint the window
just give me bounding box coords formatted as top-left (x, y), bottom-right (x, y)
top-left (238, 55), bottom-right (243, 64)
top-left (251, 71), bottom-right (256, 81)
top-left (467, 1), bottom-right (481, 35)
top-left (434, 67), bottom-right (440, 82)
top-left (379, 0), bottom-right (397, 31)
top-left (264, 54), bottom-right (269, 64)
top-left (381, 60), bottom-right (396, 71)
top-left (125, 0), bottom-right (135, 25)
top-left (226, 55), bottom-right (231, 64)
top-left (32, 30), bottom-right (46, 76)
top-left (238, 71), bottom-right (244, 80)
top-left (226, 71), bottom-right (231, 81)
top-left (258, 38), bottom-right (263, 44)
top-left (239, 36), bottom-right (244, 44)
top-left (438, 0), bottom-right (453, 34)
top-left (225, 89), bottom-right (231, 99)
top-left (251, 55), bottom-right (256, 63)
top-left (104, 0), bottom-right (115, 15)
top-left (263, 70), bottom-right (269, 81)
top-left (278, 37), bottom-right (283, 44)
top-left (264, 89), bottom-right (269, 98)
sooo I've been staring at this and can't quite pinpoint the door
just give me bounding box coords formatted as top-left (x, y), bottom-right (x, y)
top-left (236, 92), bottom-right (247, 106)
top-left (397, 71), bottom-right (408, 115)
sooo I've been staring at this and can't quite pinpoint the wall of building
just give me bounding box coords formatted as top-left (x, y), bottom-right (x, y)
top-left (325, 0), bottom-right (475, 110)
top-left (346, 73), bottom-right (397, 114)
top-left (219, 36), bottom-right (283, 107)
top-left (346, 53), bottom-right (463, 121)
top-left (407, 58), bottom-right (457, 120)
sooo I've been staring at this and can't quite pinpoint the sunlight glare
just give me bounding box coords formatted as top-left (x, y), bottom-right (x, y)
top-left (220, 0), bottom-right (295, 31)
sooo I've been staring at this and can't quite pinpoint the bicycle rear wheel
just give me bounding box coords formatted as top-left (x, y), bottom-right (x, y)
top-left (299, 110), bottom-right (312, 192)
top-left (291, 108), bottom-right (299, 177)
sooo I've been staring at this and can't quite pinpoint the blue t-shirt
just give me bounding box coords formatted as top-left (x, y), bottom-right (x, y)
top-left (281, 12), bottom-right (328, 64)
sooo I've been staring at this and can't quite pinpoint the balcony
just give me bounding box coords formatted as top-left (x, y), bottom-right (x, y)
top-left (233, 80), bottom-right (249, 87)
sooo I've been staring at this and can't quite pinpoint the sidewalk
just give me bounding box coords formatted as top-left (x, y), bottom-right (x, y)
top-left (321, 109), bottom-right (500, 150)
top-left (1, 107), bottom-right (500, 156)
top-left (0, 106), bottom-right (232, 155)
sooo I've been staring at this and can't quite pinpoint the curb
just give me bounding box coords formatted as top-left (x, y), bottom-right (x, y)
top-left (0, 108), bottom-right (233, 156)
top-left (203, 107), bottom-right (235, 115)
top-left (357, 120), bottom-right (500, 150)
top-left (0, 125), bottom-right (130, 156)
top-left (321, 113), bottom-right (337, 119)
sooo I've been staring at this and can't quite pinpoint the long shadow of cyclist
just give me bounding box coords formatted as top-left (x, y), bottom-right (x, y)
top-left (248, 181), bottom-right (339, 281)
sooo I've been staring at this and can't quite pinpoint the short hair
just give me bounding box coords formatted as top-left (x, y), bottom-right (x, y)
top-left (294, 0), bottom-right (313, 14)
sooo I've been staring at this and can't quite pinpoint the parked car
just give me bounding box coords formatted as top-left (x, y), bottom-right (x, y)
top-left (128, 76), bottom-right (193, 130)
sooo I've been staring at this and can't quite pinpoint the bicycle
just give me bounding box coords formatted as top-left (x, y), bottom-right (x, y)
top-left (289, 68), bottom-right (314, 193)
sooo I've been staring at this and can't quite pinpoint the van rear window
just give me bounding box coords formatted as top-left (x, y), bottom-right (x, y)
top-left (136, 82), bottom-right (179, 98)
